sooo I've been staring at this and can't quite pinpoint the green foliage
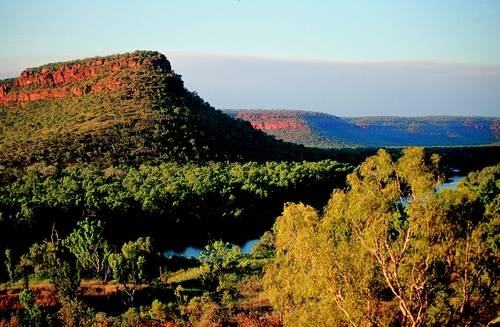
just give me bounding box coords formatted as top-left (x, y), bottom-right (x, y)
top-left (110, 237), bottom-right (153, 283)
top-left (18, 240), bottom-right (80, 301)
top-left (0, 160), bottom-right (350, 254)
top-left (0, 160), bottom-right (348, 218)
top-left (120, 307), bottom-right (141, 327)
top-left (62, 218), bottom-right (111, 280)
top-left (4, 248), bottom-right (15, 284)
top-left (108, 237), bottom-right (154, 304)
top-left (58, 298), bottom-right (95, 327)
top-left (252, 231), bottom-right (275, 258)
top-left (183, 292), bottom-right (224, 325)
top-left (18, 289), bottom-right (43, 327)
top-left (199, 241), bottom-right (241, 291)
top-left (264, 148), bottom-right (499, 326)
top-left (148, 299), bottom-right (177, 323)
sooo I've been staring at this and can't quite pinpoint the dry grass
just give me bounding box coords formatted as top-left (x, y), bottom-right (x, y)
top-left (77, 280), bottom-right (122, 297)
top-left (165, 267), bottom-right (206, 285)
top-left (0, 280), bottom-right (149, 313)
top-left (0, 282), bottom-right (57, 312)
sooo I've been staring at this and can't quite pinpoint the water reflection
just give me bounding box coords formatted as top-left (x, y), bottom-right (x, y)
top-left (436, 175), bottom-right (464, 192)
top-left (166, 176), bottom-right (466, 258)
top-left (164, 238), bottom-right (259, 258)
top-left (400, 175), bottom-right (465, 207)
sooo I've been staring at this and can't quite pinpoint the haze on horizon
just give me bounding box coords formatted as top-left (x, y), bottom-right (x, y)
top-left (1, 0), bottom-right (499, 117)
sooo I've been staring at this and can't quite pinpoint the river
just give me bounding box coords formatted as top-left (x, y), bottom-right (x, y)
top-left (436, 175), bottom-right (464, 192)
top-left (164, 175), bottom-right (466, 258)
top-left (164, 239), bottom-right (259, 258)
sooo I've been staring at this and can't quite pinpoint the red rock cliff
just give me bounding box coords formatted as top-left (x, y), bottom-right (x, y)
top-left (0, 52), bottom-right (171, 106)
top-left (236, 112), bottom-right (308, 131)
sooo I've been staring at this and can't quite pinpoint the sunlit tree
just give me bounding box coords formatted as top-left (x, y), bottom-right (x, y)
top-left (109, 237), bottom-right (153, 305)
top-left (264, 148), bottom-right (499, 326)
top-left (62, 218), bottom-right (111, 281)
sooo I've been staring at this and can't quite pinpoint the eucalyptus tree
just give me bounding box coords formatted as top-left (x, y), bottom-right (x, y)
top-left (265, 148), bottom-right (499, 326)
top-left (62, 218), bottom-right (111, 281)
top-left (108, 237), bottom-right (154, 305)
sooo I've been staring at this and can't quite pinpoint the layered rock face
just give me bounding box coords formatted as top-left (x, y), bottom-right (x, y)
top-left (236, 112), bottom-right (309, 131)
top-left (0, 52), bottom-right (172, 105)
top-left (226, 111), bottom-right (343, 148)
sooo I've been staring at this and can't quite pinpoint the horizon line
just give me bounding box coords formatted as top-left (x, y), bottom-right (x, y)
top-left (2, 49), bottom-right (500, 79)
top-left (223, 108), bottom-right (500, 119)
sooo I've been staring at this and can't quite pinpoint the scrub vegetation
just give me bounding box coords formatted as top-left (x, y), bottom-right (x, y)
top-left (0, 52), bottom-right (498, 326)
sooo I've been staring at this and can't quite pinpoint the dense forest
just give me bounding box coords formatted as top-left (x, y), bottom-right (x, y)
top-left (0, 160), bottom-right (351, 256)
top-left (0, 149), bottom-right (498, 326)
top-left (0, 52), bottom-right (498, 326)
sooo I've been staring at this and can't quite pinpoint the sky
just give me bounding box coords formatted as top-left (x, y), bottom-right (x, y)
top-left (1, 0), bottom-right (499, 116)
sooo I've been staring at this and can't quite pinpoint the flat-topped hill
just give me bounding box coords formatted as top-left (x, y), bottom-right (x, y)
top-left (0, 52), bottom-right (175, 105)
top-left (226, 110), bottom-right (500, 147)
top-left (0, 51), bottom-right (309, 167)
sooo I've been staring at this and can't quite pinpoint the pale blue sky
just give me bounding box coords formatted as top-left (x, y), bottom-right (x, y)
top-left (1, 1), bottom-right (499, 116)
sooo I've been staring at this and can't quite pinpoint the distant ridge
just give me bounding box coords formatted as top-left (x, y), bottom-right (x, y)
top-left (225, 109), bottom-right (500, 147)
top-left (0, 51), bottom-right (313, 167)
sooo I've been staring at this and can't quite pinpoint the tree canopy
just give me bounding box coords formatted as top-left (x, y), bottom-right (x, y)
top-left (264, 148), bottom-right (499, 326)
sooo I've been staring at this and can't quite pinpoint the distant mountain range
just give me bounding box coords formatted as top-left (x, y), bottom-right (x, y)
top-left (225, 110), bottom-right (500, 148)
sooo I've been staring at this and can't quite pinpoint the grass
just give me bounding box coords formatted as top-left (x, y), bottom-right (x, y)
top-left (165, 266), bottom-right (206, 285)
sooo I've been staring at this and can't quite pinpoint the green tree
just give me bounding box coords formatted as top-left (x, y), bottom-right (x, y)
top-left (264, 148), bottom-right (499, 327)
top-left (18, 289), bottom-right (43, 327)
top-left (252, 230), bottom-right (275, 258)
top-left (108, 237), bottom-right (153, 305)
top-left (57, 298), bottom-right (95, 327)
top-left (18, 240), bottom-right (80, 301)
top-left (199, 241), bottom-right (241, 292)
top-left (17, 238), bottom-right (94, 327)
top-left (4, 248), bottom-right (15, 284)
top-left (62, 218), bottom-right (111, 281)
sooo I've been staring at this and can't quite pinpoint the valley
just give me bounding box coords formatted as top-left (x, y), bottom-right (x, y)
top-left (0, 52), bottom-right (498, 327)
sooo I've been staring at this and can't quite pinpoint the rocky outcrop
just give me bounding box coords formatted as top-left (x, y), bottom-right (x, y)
top-left (0, 51), bottom-right (172, 106)
top-left (0, 79), bottom-right (124, 104)
top-left (249, 120), bottom-right (308, 130)
top-left (236, 112), bottom-right (308, 131)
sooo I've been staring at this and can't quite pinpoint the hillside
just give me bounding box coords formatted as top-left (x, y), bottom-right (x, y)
top-left (0, 51), bottom-right (310, 168)
top-left (226, 110), bottom-right (500, 147)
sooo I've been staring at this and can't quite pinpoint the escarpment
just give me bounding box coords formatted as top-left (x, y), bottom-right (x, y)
top-left (226, 110), bottom-right (500, 148)
top-left (0, 53), bottom-right (174, 105)
top-left (236, 113), bottom-right (309, 131)
top-left (0, 51), bottom-right (311, 168)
